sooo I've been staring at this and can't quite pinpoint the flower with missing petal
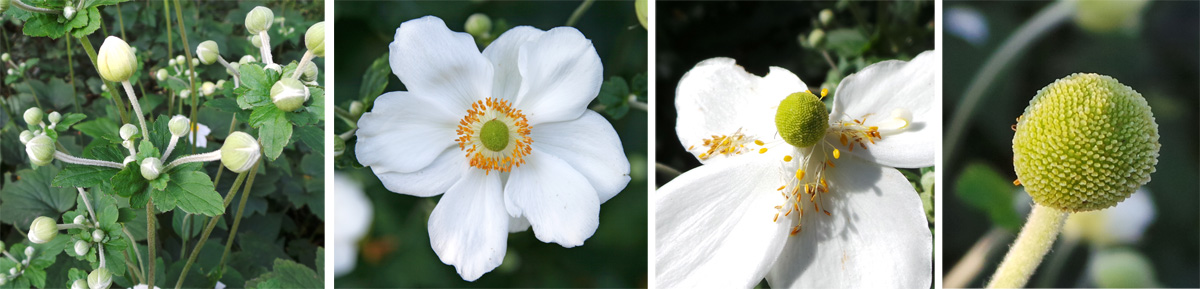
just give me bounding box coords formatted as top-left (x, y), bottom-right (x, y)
top-left (333, 173), bottom-right (372, 277)
top-left (355, 16), bottom-right (630, 281)
top-left (656, 51), bottom-right (938, 288)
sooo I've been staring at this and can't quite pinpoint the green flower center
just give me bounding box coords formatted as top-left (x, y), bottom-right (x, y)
top-left (775, 91), bottom-right (829, 148)
top-left (480, 119), bottom-right (509, 152)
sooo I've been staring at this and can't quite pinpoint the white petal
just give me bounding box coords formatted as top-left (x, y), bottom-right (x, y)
top-left (427, 170), bottom-right (509, 282)
top-left (371, 147), bottom-right (465, 197)
top-left (675, 58), bottom-right (807, 164)
top-left (829, 50), bottom-right (939, 168)
top-left (765, 157), bottom-right (932, 288)
top-left (482, 26), bottom-right (545, 102)
top-left (508, 215), bottom-right (531, 233)
top-left (389, 16), bottom-right (493, 110)
top-left (531, 110), bottom-right (630, 203)
top-left (503, 149), bottom-right (600, 247)
top-left (656, 156), bottom-right (794, 288)
top-left (356, 91), bottom-right (459, 173)
top-left (333, 173), bottom-right (372, 277)
top-left (513, 27), bottom-right (603, 125)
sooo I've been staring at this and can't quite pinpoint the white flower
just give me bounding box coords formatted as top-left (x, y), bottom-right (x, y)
top-left (355, 16), bottom-right (630, 281)
top-left (186, 122), bottom-right (211, 148)
top-left (333, 173), bottom-right (372, 277)
top-left (656, 51), bottom-right (938, 288)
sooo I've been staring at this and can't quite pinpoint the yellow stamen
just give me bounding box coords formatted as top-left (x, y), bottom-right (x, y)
top-left (783, 155), bottom-right (793, 162)
top-left (758, 148), bottom-right (768, 154)
top-left (833, 149), bottom-right (840, 159)
top-left (754, 140), bottom-right (764, 146)
top-left (795, 169), bottom-right (805, 180)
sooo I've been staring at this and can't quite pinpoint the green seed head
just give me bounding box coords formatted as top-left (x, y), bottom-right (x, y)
top-left (775, 91), bottom-right (829, 148)
top-left (480, 119), bottom-right (509, 152)
top-left (1013, 73), bottom-right (1159, 212)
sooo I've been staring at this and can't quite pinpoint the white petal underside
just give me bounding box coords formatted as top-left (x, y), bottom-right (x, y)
top-left (765, 157), bottom-right (932, 289)
top-left (655, 155), bottom-right (794, 288)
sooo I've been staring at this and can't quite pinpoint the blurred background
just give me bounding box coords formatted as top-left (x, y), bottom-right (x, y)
top-left (655, 1), bottom-right (934, 287)
top-left (332, 1), bottom-right (648, 287)
top-left (942, 1), bottom-right (1199, 287)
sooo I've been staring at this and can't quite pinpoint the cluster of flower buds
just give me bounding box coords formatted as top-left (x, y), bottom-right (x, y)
top-left (20, 108), bottom-right (60, 166)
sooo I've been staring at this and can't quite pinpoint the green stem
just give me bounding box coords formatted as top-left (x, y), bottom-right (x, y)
top-left (174, 172), bottom-right (247, 289)
top-left (218, 158), bottom-right (260, 269)
top-left (172, 0), bottom-right (200, 154)
top-left (944, 0), bottom-right (1073, 163)
top-left (67, 36), bottom-right (80, 113)
top-left (123, 252), bottom-right (143, 284)
top-left (10, 0), bottom-right (61, 14)
top-left (146, 200), bottom-right (156, 288)
top-left (122, 226), bottom-right (145, 281)
top-left (116, 2), bottom-right (127, 39)
top-left (1035, 233), bottom-right (1080, 287)
top-left (178, 214), bottom-right (190, 258)
top-left (211, 116), bottom-right (239, 184)
top-left (565, 0), bottom-right (595, 27)
top-left (78, 36), bottom-right (129, 123)
top-left (987, 204), bottom-right (1068, 288)
top-left (334, 107), bottom-right (358, 128)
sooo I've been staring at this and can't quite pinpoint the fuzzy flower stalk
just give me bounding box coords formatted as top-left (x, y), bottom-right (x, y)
top-left (988, 73), bottom-right (1159, 288)
top-left (355, 16), bottom-right (630, 281)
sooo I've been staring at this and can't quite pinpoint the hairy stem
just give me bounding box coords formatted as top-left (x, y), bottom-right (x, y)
top-left (217, 56), bottom-right (241, 88)
top-left (146, 201), bottom-right (156, 288)
top-left (290, 50), bottom-right (314, 79)
top-left (122, 226), bottom-right (145, 281)
top-left (163, 151), bottom-right (221, 171)
top-left (162, 136), bottom-right (180, 160)
top-left (258, 31), bottom-right (274, 65)
top-left (174, 172), bottom-right (246, 289)
top-left (218, 158), bottom-right (260, 269)
top-left (172, 0), bottom-right (199, 154)
top-left (122, 81), bottom-right (150, 138)
top-left (987, 204), bottom-right (1068, 288)
top-left (76, 188), bottom-right (98, 223)
top-left (55, 151), bottom-right (125, 169)
top-left (10, 0), bottom-right (61, 14)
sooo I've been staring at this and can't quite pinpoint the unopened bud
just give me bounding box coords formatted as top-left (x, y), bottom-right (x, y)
top-left (465, 14), bottom-right (491, 38)
top-left (19, 130), bottom-right (33, 144)
top-left (28, 216), bottom-right (58, 244)
top-left (74, 240), bottom-right (89, 256)
top-left (196, 40), bottom-right (219, 65)
top-left (140, 157), bottom-right (163, 180)
top-left (24, 107), bottom-right (43, 125)
top-left (87, 267), bottom-right (111, 289)
top-left (202, 81), bottom-right (216, 96)
top-left (73, 215), bottom-right (85, 225)
top-left (119, 123), bottom-right (138, 140)
top-left (245, 6), bottom-right (274, 35)
top-left (169, 115), bottom-right (190, 137)
top-left (220, 132), bottom-right (260, 173)
top-left (271, 78), bottom-right (309, 111)
top-left (47, 111), bottom-right (61, 124)
top-left (26, 135), bottom-right (55, 166)
top-left (97, 37), bottom-right (137, 82)
top-left (305, 22), bottom-right (325, 57)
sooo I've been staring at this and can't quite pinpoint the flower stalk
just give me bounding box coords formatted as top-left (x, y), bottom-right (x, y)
top-left (987, 204), bottom-right (1068, 288)
top-left (9, 0), bottom-right (60, 14)
top-left (175, 172), bottom-right (247, 289)
top-left (121, 81), bottom-right (150, 137)
top-left (55, 151), bottom-right (125, 169)
top-left (218, 157), bottom-right (260, 270)
top-left (163, 151), bottom-right (221, 171)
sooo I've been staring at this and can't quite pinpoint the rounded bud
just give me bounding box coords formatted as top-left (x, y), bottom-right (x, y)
top-left (169, 115), bottom-right (190, 137)
top-left (73, 215), bottom-right (85, 225)
top-left (300, 63), bottom-right (319, 82)
top-left (245, 6), bottom-right (274, 34)
top-left (119, 123), bottom-right (138, 140)
top-left (140, 157), bottom-right (163, 180)
top-left (19, 130), bottom-right (34, 144)
top-left (349, 101), bottom-right (365, 119)
top-left (239, 55), bottom-right (256, 64)
top-left (101, 84), bottom-right (108, 91)
top-left (808, 29), bottom-right (826, 47)
top-left (24, 246), bottom-right (34, 258)
top-left (192, 58), bottom-right (200, 66)
top-left (28, 216), bottom-right (58, 244)
top-left (47, 111), bottom-right (61, 124)
top-left (221, 132), bottom-right (261, 173)
top-left (26, 134), bottom-right (56, 166)
top-left (8, 268), bottom-right (14, 276)
top-left (87, 267), bottom-right (111, 289)
top-left (64, 6), bottom-right (76, 20)
top-left (91, 229), bottom-right (105, 242)
top-left (775, 91), bottom-right (829, 148)
top-left (156, 68), bottom-right (168, 82)
top-left (180, 89), bottom-right (191, 99)
top-left (24, 107), bottom-right (43, 125)
top-left (0, 240), bottom-right (5, 252)
top-left (271, 78), bottom-right (309, 111)
top-left (202, 81), bottom-right (217, 96)
top-left (216, 79), bottom-right (227, 88)
top-left (0, 53), bottom-right (9, 62)
top-left (305, 22), bottom-right (325, 57)
top-left (249, 35), bottom-right (262, 48)
top-left (1013, 73), bottom-right (1159, 212)
top-left (97, 36), bottom-right (137, 83)
top-left (70, 279), bottom-right (87, 289)
top-left (168, 58), bottom-right (177, 67)
top-left (819, 9), bottom-right (834, 26)
top-left (635, 0), bottom-right (647, 29)
top-left (196, 40), bottom-right (219, 65)
top-left (175, 55), bottom-right (186, 65)
top-left (73, 240), bottom-right (89, 256)
top-left (265, 63), bottom-right (282, 74)
top-left (1089, 247), bottom-right (1159, 288)
top-left (1074, 0), bottom-right (1149, 34)
top-left (465, 14), bottom-right (492, 38)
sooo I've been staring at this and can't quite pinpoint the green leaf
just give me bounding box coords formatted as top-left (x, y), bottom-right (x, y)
top-left (259, 113), bottom-right (293, 161)
top-left (825, 29), bottom-right (870, 57)
top-left (24, 264), bottom-right (46, 288)
top-left (150, 171), bottom-right (171, 191)
top-left (54, 113), bottom-right (88, 131)
top-left (70, 8), bottom-right (103, 38)
top-left (110, 164), bottom-right (148, 198)
top-left (295, 126), bottom-right (324, 156)
top-left (0, 166), bottom-right (77, 229)
top-left (597, 76), bottom-right (631, 119)
top-left (249, 104), bottom-right (284, 128)
top-left (54, 164), bottom-right (120, 189)
top-left (238, 64), bottom-right (274, 109)
top-left (245, 258), bottom-right (322, 289)
top-left (22, 14), bottom-right (68, 39)
top-left (359, 55), bottom-right (391, 104)
top-left (74, 117), bottom-right (122, 143)
top-left (955, 162), bottom-right (1022, 230)
top-left (631, 73), bottom-right (648, 102)
top-left (117, 208), bottom-right (136, 222)
top-left (163, 170), bottom-right (224, 216)
top-left (307, 87), bottom-right (325, 121)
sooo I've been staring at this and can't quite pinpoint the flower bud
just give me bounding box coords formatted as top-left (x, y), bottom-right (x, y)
top-left (64, 6), bottom-right (76, 20)
top-left (180, 89), bottom-right (191, 99)
top-left (192, 58), bottom-right (200, 66)
top-left (24, 107), bottom-right (43, 125)
top-left (194, 40), bottom-right (219, 65)
top-left (271, 78), bottom-right (309, 111)
top-left (91, 229), bottom-right (105, 242)
top-left (265, 63), bottom-right (282, 74)
top-left (1074, 0), bottom-right (1149, 34)
top-left (101, 84), bottom-right (108, 91)
top-left (0, 240), bottom-right (5, 252)
top-left (305, 22), bottom-right (325, 57)
top-left (220, 132), bottom-right (260, 173)
top-left (5, 69), bottom-right (12, 75)
top-left (300, 63), bottom-right (318, 82)
top-left (19, 130), bottom-right (33, 144)
top-left (156, 69), bottom-right (168, 82)
top-left (819, 9), bottom-right (834, 26)
top-left (465, 14), bottom-right (491, 38)
top-left (1090, 247), bottom-right (1159, 288)
top-left (97, 37), bottom-right (137, 83)
top-left (28, 216), bottom-right (58, 244)
top-left (73, 240), bottom-right (89, 256)
top-left (239, 55), bottom-right (256, 64)
top-left (216, 79), bottom-right (226, 88)
top-left (73, 215), bottom-right (85, 225)
top-left (249, 35), bottom-right (262, 48)
top-left (87, 267), bottom-right (111, 289)
top-left (0, 274), bottom-right (6, 286)
top-left (202, 81), bottom-right (216, 96)
top-left (7, 268), bottom-right (14, 276)
top-left (70, 279), bottom-right (86, 289)
top-left (119, 123), bottom-right (138, 140)
top-left (349, 101), bottom-right (365, 119)
top-left (808, 29), bottom-right (825, 47)
top-left (176, 55), bottom-right (186, 65)
top-left (0, 53), bottom-right (9, 62)
top-left (245, 6), bottom-right (274, 34)
top-left (24, 246), bottom-right (34, 258)
top-left (48, 111), bottom-right (61, 124)
top-left (26, 135), bottom-right (55, 166)
top-left (635, 0), bottom-right (647, 29)
top-left (169, 115), bottom-right (190, 137)
top-left (140, 157), bottom-right (163, 180)
top-left (168, 58), bottom-right (177, 67)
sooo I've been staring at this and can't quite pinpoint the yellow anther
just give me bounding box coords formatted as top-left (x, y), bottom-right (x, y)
top-left (795, 169), bottom-right (806, 180)
top-left (833, 149), bottom-right (840, 159)
top-left (754, 140), bottom-right (764, 146)
top-left (783, 155), bottom-right (793, 162)
top-left (826, 160), bottom-right (836, 168)
top-left (821, 88), bottom-right (828, 98)
top-left (758, 148), bottom-right (768, 154)
top-left (777, 185), bottom-right (786, 191)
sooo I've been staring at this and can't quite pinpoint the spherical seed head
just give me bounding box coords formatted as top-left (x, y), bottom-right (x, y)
top-left (197, 40), bottom-right (220, 65)
top-left (97, 36), bottom-right (137, 83)
top-left (1013, 73), bottom-right (1159, 212)
top-left (140, 157), bottom-right (163, 180)
top-left (119, 123), bottom-right (138, 140)
top-left (775, 91), bottom-right (829, 148)
top-left (245, 6), bottom-right (274, 34)
top-left (305, 22), bottom-right (325, 57)
top-left (24, 107), bottom-right (43, 125)
top-left (28, 216), bottom-right (58, 244)
top-left (221, 132), bottom-right (260, 173)
top-left (73, 240), bottom-right (89, 256)
top-left (26, 135), bottom-right (55, 166)
top-left (87, 267), bottom-right (111, 289)
top-left (271, 78), bottom-right (309, 111)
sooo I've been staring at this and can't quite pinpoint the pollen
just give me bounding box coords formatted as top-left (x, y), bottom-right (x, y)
top-left (795, 169), bottom-right (805, 180)
top-left (783, 155), bottom-right (793, 162)
top-left (455, 98), bottom-right (533, 173)
top-left (694, 129), bottom-right (755, 160)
